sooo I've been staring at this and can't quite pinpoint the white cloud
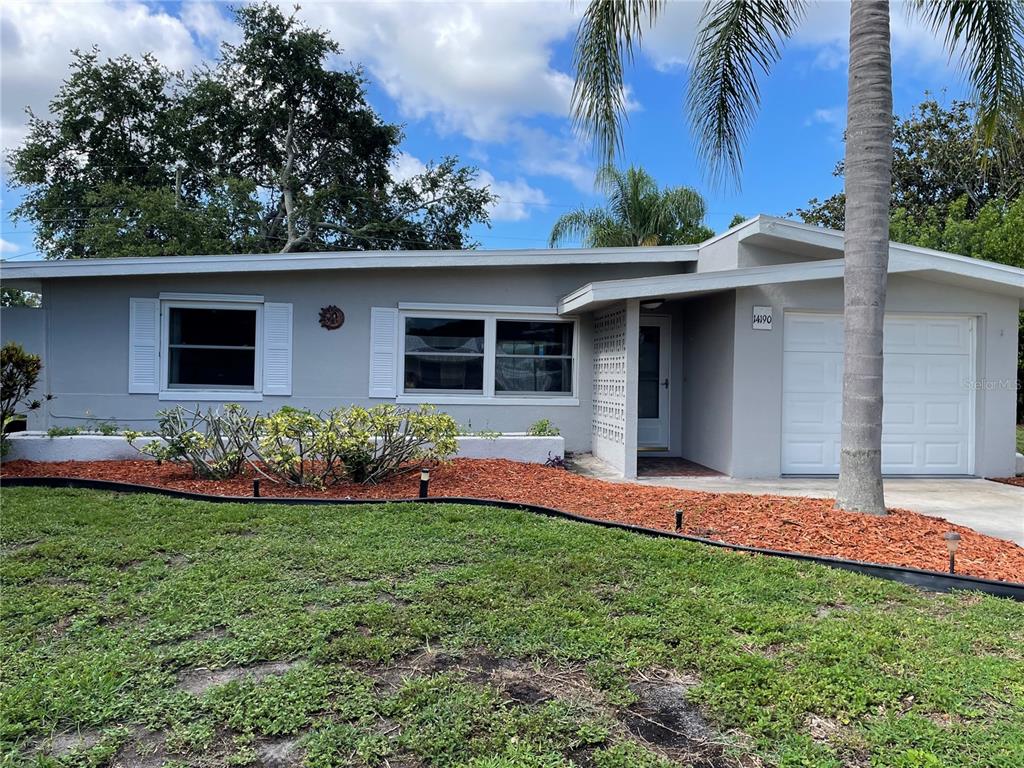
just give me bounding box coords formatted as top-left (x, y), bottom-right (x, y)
top-left (477, 171), bottom-right (549, 222)
top-left (291, 1), bottom-right (581, 143)
top-left (391, 151), bottom-right (548, 222)
top-left (1, 1), bottom-right (205, 149)
top-left (0, 237), bottom-right (18, 254)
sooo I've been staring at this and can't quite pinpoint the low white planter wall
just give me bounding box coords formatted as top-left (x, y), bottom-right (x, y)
top-left (3, 432), bottom-right (563, 465)
top-left (455, 434), bottom-right (563, 463)
top-left (3, 432), bottom-right (164, 463)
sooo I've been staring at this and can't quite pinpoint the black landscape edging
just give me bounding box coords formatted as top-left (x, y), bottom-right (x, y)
top-left (3, 475), bottom-right (1022, 601)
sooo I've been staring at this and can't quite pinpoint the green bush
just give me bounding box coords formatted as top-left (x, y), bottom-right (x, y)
top-left (1, 342), bottom-right (45, 457)
top-left (526, 418), bottom-right (560, 437)
top-left (253, 404), bottom-right (459, 487)
top-left (46, 426), bottom-right (82, 438)
top-left (125, 404), bottom-right (259, 479)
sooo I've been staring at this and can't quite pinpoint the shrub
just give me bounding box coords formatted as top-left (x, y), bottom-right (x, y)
top-left (253, 404), bottom-right (459, 487)
top-left (1, 342), bottom-right (46, 457)
top-left (126, 404), bottom-right (259, 479)
top-left (46, 426), bottom-right (82, 438)
top-left (527, 418), bottom-right (560, 437)
top-left (251, 406), bottom-right (346, 487)
top-left (334, 404), bottom-right (459, 484)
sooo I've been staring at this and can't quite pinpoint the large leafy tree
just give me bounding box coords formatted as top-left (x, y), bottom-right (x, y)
top-left (549, 166), bottom-right (712, 247)
top-left (8, 3), bottom-right (494, 259)
top-left (571, 0), bottom-right (1024, 513)
top-left (797, 98), bottom-right (1024, 231)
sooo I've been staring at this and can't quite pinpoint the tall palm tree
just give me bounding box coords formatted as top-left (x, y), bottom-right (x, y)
top-left (550, 165), bottom-right (713, 247)
top-left (571, 0), bottom-right (1024, 514)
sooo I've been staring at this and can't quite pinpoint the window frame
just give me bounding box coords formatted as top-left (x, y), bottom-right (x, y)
top-left (397, 307), bottom-right (579, 406)
top-left (159, 299), bottom-right (264, 401)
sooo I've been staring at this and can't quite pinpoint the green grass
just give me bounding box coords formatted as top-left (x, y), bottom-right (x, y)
top-left (1, 488), bottom-right (1022, 768)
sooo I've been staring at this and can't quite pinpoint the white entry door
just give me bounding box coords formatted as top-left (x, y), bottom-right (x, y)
top-left (637, 317), bottom-right (671, 450)
top-left (781, 312), bottom-right (975, 475)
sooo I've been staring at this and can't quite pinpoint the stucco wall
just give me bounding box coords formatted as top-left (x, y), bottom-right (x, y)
top-left (730, 275), bottom-right (1020, 478)
top-left (31, 263), bottom-right (684, 453)
top-left (0, 306), bottom-right (48, 429)
top-left (678, 292), bottom-right (736, 473)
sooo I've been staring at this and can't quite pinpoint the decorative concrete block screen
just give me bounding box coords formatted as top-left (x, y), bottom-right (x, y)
top-left (592, 304), bottom-right (628, 472)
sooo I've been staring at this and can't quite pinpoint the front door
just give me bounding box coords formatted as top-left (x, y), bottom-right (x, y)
top-left (637, 317), bottom-right (671, 450)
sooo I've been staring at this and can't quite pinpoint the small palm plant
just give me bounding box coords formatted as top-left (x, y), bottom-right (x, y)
top-left (570, 0), bottom-right (1024, 514)
top-left (550, 165), bottom-right (712, 247)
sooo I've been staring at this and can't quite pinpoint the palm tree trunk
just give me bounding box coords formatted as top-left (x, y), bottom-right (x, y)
top-left (835, 0), bottom-right (893, 514)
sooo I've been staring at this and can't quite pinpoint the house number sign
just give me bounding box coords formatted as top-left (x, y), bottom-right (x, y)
top-left (752, 306), bottom-right (773, 331)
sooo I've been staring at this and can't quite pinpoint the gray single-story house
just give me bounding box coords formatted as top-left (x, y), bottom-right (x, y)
top-left (2, 215), bottom-right (1022, 478)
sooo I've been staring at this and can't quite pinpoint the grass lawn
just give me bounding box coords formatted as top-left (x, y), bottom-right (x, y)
top-left (2, 489), bottom-right (1022, 768)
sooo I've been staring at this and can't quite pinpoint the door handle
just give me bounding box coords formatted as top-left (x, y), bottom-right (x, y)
top-left (661, 378), bottom-right (669, 389)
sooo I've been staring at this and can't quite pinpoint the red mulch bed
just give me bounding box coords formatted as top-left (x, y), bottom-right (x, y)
top-left (989, 476), bottom-right (1024, 488)
top-left (3, 458), bottom-right (1023, 584)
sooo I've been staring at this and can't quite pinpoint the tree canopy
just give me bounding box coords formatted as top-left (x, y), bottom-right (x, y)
top-left (8, 3), bottom-right (494, 259)
top-left (549, 166), bottom-right (712, 248)
top-left (796, 98), bottom-right (1023, 235)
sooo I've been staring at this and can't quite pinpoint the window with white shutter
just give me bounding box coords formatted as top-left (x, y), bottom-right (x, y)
top-left (369, 307), bottom-right (399, 397)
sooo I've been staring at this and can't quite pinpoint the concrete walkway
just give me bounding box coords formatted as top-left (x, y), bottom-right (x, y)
top-left (570, 455), bottom-right (1024, 545)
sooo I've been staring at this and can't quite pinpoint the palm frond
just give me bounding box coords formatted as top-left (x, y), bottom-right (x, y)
top-left (549, 207), bottom-right (606, 247)
top-left (911, 0), bottom-right (1024, 137)
top-left (571, 1), bottom-right (665, 162)
top-left (687, 0), bottom-right (805, 184)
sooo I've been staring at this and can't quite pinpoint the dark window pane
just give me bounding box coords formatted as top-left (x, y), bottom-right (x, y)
top-left (638, 379), bottom-right (659, 418)
top-left (405, 318), bottom-right (484, 354)
top-left (404, 355), bottom-right (484, 391)
top-left (168, 348), bottom-right (256, 388)
top-left (169, 307), bottom-right (256, 347)
top-left (495, 358), bottom-right (572, 393)
top-left (496, 321), bottom-right (573, 356)
top-left (638, 326), bottom-right (660, 377)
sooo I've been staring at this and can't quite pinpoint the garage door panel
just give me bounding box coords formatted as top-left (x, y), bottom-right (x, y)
top-left (782, 351), bottom-right (842, 392)
top-left (782, 313), bottom-right (973, 475)
top-left (784, 314), bottom-right (844, 352)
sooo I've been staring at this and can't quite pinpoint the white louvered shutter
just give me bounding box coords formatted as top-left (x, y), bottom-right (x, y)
top-left (128, 298), bottom-right (160, 393)
top-left (262, 302), bottom-right (293, 396)
top-left (368, 307), bottom-right (399, 398)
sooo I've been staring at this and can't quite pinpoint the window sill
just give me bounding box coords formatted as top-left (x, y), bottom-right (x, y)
top-left (159, 390), bottom-right (264, 402)
top-left (396, 395), bottom-right (579, 407)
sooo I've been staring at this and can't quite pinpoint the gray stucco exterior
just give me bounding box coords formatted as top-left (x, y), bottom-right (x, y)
top-left (2, 215), bottom-right (1021, 479)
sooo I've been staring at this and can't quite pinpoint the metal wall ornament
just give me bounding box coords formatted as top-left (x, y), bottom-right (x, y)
top-left (318, 305), bottom-right (345, 330)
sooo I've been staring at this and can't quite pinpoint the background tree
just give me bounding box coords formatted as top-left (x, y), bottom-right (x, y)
top-left (549, 166), bottom-right (712, 247)
top-left (8, 3), bottom-right (494, 259)
top-left (570, 0), bottom-right (1024, 514)
top-left (797, 98), bottom-right (1023, 231)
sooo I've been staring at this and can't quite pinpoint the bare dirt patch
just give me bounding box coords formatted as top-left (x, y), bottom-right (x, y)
top-left (257, 735), bottom-right (303, 767)
top-left (175, 660), bottom-right (299, 696)
top-left (41, 728), bottom-right (104, 758)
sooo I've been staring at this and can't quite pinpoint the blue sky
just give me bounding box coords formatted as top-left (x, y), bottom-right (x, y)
top-left (0, 1), bottom-right (971, 259)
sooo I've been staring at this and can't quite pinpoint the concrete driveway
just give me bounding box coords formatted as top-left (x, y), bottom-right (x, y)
top-left (636, 475), bottom-right (1024, 545)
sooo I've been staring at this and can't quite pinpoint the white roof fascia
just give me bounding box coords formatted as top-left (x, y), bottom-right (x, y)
top-left (0, 244), bottom-right (699, 284)
top-left (559, 259), bottom-right (845, 313)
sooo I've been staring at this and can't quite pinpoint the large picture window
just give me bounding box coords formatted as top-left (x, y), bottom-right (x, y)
top-left (495, 320), bottom-right (573, 394)
top-left (404, 317), bottom-right (485, 392)
top-left (166, 305), bottom-right (258, 389)
top-left (399, 311), bottom-right (576, 400)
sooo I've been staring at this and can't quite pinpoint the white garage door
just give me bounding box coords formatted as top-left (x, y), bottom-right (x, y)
top-left (782, 312), bottom-right (974, 475)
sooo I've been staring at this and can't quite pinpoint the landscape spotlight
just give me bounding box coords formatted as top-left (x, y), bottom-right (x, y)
top-left (943, 531), bottom-right (961, 574)
top-left (419, 467), bottom-right (431, 499)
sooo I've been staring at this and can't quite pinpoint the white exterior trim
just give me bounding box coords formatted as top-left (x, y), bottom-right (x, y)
top-left (159, 292), bottom-right (264, 303)
top-left (398, 302), bottom-right (559, 315)
top-left (0, 244), bottom-right (698, 287)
